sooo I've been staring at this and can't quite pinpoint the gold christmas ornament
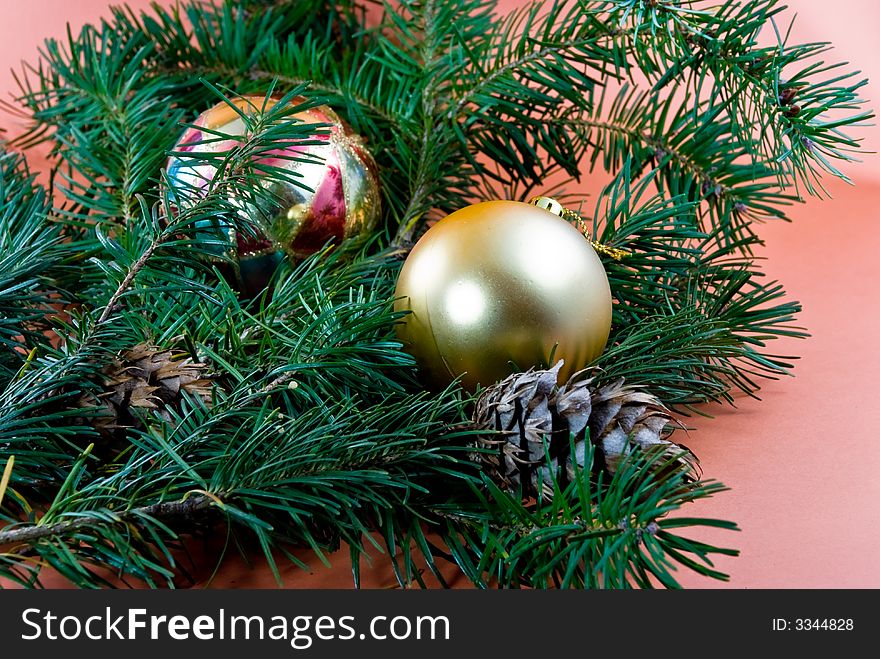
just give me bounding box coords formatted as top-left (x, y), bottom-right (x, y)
top-left (394, 199), bottom-right (613, 391)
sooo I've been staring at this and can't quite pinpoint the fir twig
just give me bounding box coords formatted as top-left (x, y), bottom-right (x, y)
top-left (0, 0), bottom-right (868, 589)
top-left (0, 494), bottom-right (215, 546)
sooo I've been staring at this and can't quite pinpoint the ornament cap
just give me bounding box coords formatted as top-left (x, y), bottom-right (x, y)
top-left (528, 196), bottom-right (565, 216)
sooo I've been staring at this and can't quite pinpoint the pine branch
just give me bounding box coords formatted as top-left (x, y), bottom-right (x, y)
top-left (2, 0), bottom-right (869, 590)
top-left (432, 442), bottom-right (739, 588)
top-left (13, 27), bottom-right (186, 225)
top-left (383, 0), bottom-right (492, 240)
top-left (447, 1), bottom-right (617, 190)
top-left (176, 62), bottom-right (402, 126)
top-left (111, 2), bottom-right (403, 128)
top-left (599, 0), bottom-right (872, 194)
top-left (586, 161), bottom-right (805, 406)
top-left (0, 383), bottom-right (478, 587)
top-left (0, 151), bottom-right (65, 379)
top-left (555, 84), bottom-right (801, 249)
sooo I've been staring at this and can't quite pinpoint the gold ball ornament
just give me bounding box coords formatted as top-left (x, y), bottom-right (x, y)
top-left (394, 199), bottom-right (613, 391)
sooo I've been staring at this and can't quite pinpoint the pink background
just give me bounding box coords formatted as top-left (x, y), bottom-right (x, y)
top-left (1, 1), bottom-right (878, 588)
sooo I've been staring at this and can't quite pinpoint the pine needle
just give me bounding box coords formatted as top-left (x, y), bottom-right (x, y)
top-left (0, 456), bottom-right (13, 509)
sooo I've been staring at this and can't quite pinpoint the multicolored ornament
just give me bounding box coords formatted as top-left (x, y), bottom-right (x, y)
top-left (166, 95), bottom-right (381, 293)
top-left (394, 199), bottom-right (613, 391)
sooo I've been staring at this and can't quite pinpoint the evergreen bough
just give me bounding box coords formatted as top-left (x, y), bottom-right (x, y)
top-left (0, 0), bottom-right (870, 588)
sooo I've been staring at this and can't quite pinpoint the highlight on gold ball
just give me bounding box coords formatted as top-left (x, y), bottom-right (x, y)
top-left (528, 196), bottom-right (631, 261)
top-left (394, 198), bottom-right (615, 391)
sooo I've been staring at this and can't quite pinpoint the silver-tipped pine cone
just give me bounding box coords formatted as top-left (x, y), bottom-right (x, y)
top-left (82, 343), bottom-right (213, 434)
top-left (472, 361), bottom-right (699, 500)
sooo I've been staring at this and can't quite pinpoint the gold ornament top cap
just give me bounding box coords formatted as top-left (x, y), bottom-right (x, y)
top-left (528, 196), bottom-right (630, 261)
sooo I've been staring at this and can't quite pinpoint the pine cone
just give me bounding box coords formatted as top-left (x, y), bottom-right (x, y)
top-left (83, 343), bottom-right (213, 435)
top-left (472, 361), bottom-right (699, 499)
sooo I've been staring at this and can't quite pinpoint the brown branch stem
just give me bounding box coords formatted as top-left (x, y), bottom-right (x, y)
top-left (96, 238), bottom-right (164, 324)
top-left (0, 494), bottom-right (217, 547)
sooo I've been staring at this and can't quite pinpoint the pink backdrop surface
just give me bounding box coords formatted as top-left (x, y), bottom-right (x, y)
top-left (1, 1), bottom-right (878, 589)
